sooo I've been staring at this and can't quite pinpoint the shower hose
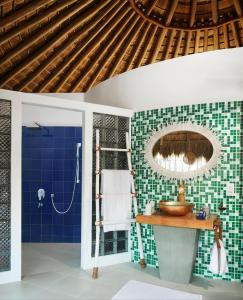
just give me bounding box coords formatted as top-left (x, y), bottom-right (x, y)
top-left (51, 144), bottom-right (80, 214)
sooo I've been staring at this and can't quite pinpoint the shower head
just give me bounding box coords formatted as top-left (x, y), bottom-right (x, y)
top-left (34, 122), bottom-right (52, 137)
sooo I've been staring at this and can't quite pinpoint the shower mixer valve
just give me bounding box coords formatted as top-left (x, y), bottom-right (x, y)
top-left (37, 188), bottom-right (45, 208)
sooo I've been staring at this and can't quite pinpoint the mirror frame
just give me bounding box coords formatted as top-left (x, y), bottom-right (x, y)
top-left (144, 122), bottom-right (221, 180)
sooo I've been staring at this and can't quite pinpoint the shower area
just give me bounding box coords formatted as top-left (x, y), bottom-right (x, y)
top-left (21, 104), bottom-right (82, 274)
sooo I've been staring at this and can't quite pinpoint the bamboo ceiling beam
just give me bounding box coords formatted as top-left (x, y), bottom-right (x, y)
top-left (75, 17), bottom-right (143, 92)
top-left (129, 0), bottom-right (243, 31)
top-left (189, 0), bottom-right (197, 27)
top-left (233, 0), bottom-right (242, 17)
top-left (0, 0), bottom-right (78, 46)
top-left (57, 11), bottom-right (138, 92)
top-left (104, 19), bottom-right (144, 80)
top-left (203, 29), bottom-right (208, 51)
top-left (174, 30), bottom-right (183, 57)
top-left (164, 29), bottom-right (175, 60)
top-left (223, 24), bottom-right (229, 49)
top-left (148, 28), bottom-right (167, 64)
top-left (134, 25), bottom-right (157, 68)
top-left (0, 0), bottom-right (112, 87)
top-left (36, 3), bottom-right (130, 92)
top-left (146, 26), bottom-right (159, 63)
top-left (231, 21), bottom-right (240, 47)
top-left (185, 31), bottom-right (192, 55)
top-left (213, 27), bottom-right (218, 50)
top-left (125, 22), bottom-right (150, 71)
top-left (0, 0), bottom-right (15, 5)
top-left (211, 0), bottom-right (218, 24)
top-left (0, 0), bottom-right (95, 66)
top-left (146, 0), bottom-right (158, 15)
top-left (195, 30), bottom-right (201, 53)
top-left (0, 0), bottom-right (53, 28)
top-left (14, 0), bottom-right (114, 91)
top-left (165, 0), bottom-right (179, 26)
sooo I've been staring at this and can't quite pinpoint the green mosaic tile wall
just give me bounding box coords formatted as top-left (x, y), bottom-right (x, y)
top-left (131, 101), bottom-right (243, 281)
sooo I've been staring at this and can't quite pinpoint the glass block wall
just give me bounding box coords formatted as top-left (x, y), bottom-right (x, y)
top-left (131, 101), bottom-right (243, 281)
top-left (92, 113), bottom-right (129, 256)
top-left (0, 100), bottom-right (11, 272)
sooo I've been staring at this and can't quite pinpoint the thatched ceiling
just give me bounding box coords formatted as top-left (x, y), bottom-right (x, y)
top-left (0, 0), bottom-right (242, 93)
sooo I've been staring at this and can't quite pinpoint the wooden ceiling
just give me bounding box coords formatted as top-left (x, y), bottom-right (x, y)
top-left (0, 0), bottom-right (242, 93)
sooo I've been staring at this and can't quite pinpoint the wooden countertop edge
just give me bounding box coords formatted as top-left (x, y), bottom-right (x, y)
top-left (136, 213), bottom-right (218, 230)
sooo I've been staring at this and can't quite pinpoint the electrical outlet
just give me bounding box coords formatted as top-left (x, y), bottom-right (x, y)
top-left (226, 182), bottom-right (235, 196)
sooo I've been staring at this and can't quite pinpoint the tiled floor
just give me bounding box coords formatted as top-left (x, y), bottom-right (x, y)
top-left (0, 243), bottom-right (242, 300)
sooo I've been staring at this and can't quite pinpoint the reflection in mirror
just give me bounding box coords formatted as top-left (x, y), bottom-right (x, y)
top-left (153, 131), bottom-right (213, 172)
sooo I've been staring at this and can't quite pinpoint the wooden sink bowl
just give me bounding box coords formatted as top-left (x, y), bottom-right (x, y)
top-left (160, 201), bottom-right (194, 216)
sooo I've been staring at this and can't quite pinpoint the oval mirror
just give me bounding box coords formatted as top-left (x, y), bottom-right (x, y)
top-left (144, 123), bottom-right (221, 180)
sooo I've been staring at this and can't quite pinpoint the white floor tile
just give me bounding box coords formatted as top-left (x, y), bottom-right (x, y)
top-left (0, 243), bottom-right (242, 300)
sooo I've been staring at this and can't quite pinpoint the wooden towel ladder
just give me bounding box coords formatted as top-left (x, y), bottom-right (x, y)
top-left (92, 129), bottom-right (145, 279)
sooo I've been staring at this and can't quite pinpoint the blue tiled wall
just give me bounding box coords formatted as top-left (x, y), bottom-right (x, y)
top-left (22, 126), bottom-right (82, 243)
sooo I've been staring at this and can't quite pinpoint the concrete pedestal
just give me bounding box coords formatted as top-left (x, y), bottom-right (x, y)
top-left (153, 225), bottom-right (199, 284)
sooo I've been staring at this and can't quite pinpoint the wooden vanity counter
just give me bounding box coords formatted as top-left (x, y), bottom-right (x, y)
top-left (136, 212), bottom-right (218, 230)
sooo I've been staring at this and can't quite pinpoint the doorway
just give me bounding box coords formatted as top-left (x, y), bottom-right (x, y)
top-left (21, 104), bottom-right (83, 277)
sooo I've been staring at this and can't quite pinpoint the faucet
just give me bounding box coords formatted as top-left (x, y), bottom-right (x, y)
top-left (177, 182), bottom-right (186, 203)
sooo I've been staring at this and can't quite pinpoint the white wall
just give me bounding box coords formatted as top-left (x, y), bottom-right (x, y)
top-left (0, 89), bottom-right (133, 284)
top-left (23, 104), bottom-right (83, 127)
top-left (85, 48), bottom-right (243, 111)
top-left (39, 93), bottom-right (84, 102)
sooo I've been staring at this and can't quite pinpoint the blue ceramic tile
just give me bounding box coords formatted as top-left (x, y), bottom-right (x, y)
top-left (23, 159), bottom-right (31, 170)
top-left (63, 193), bottom-right (72, 203)
top-left (31, 214), bottom-right (41, 225)
top-left (22, 126), bottom-right (82, 243)
top-left (66, 137), bottom-right (79, 148)
top-left (22, 215), bottom-right (31, 225)
top-left (65, 127), bottom-right (76, 137)
top-left (42, 148), bottom-right (55, 159)
top-left (72, 215), bottom-right (81, 225)
top-left (41, 170), bottom-right (53, 182)
top-left (64, 217), bottom-right (73, 226)
top-left (53, 160), bottom-right (64, 170)
top-left (64, 171), bottom-right (74, 181)
top-left (75, 127), bottom-right (82, 137)
top-left (31, 149), bottom-right (42, 159)
top-left (40, 137), bottom-right (54, 148)
top-left (63, 225), bottom-right (73, 236)
top-left (54, 137), bottom-right (66, 148)
top-left (65, 149), bottom-right (75, 159)
top-left (53, 214), bottom-right (63, 225)
top-left (52, 225), bottom-right (62, 235)
top-left (31, 159), bottom-right (42, 170)
top-left (53, 170), bottom-right (63, 181)
top-left (42, 182), bottom-right (52, 192)
top-left (64, 159), bottom-right (75, 171)
top-left (41, 235), bottom-right (53, 242)
top-left (53, 181), bottom-right (64, 193)
top-left (31, 225), bottom-right (41, 236)
top-left (42, 202), bottom-right (52, 213)
top-left (23, 191), bottom-right (31, 202)
top-left (42, 214), bottom-right (52, 225)
top-left (42, 159), bottom-right (53, 170)
top-left (54, 148), bottom-right (65, 159)
top-left (53, 127), bottom-right (65, 137)
top-left (64, 182), bottom-right (74, 193)
top-left (22, 148), bottom-right (32, 158)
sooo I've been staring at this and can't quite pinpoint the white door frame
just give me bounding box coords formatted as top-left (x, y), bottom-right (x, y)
top-left (0, 89), bottom-right (133, 284)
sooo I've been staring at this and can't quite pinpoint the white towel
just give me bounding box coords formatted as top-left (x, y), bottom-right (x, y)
top-left (102, 194), bottom-right (132, 232)
top-left (101, 170), bottom-right (132, 232)
top-left (209, 239), bottom-right (228, 275)
top-left (101, 170), bottom-right (131, 194)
